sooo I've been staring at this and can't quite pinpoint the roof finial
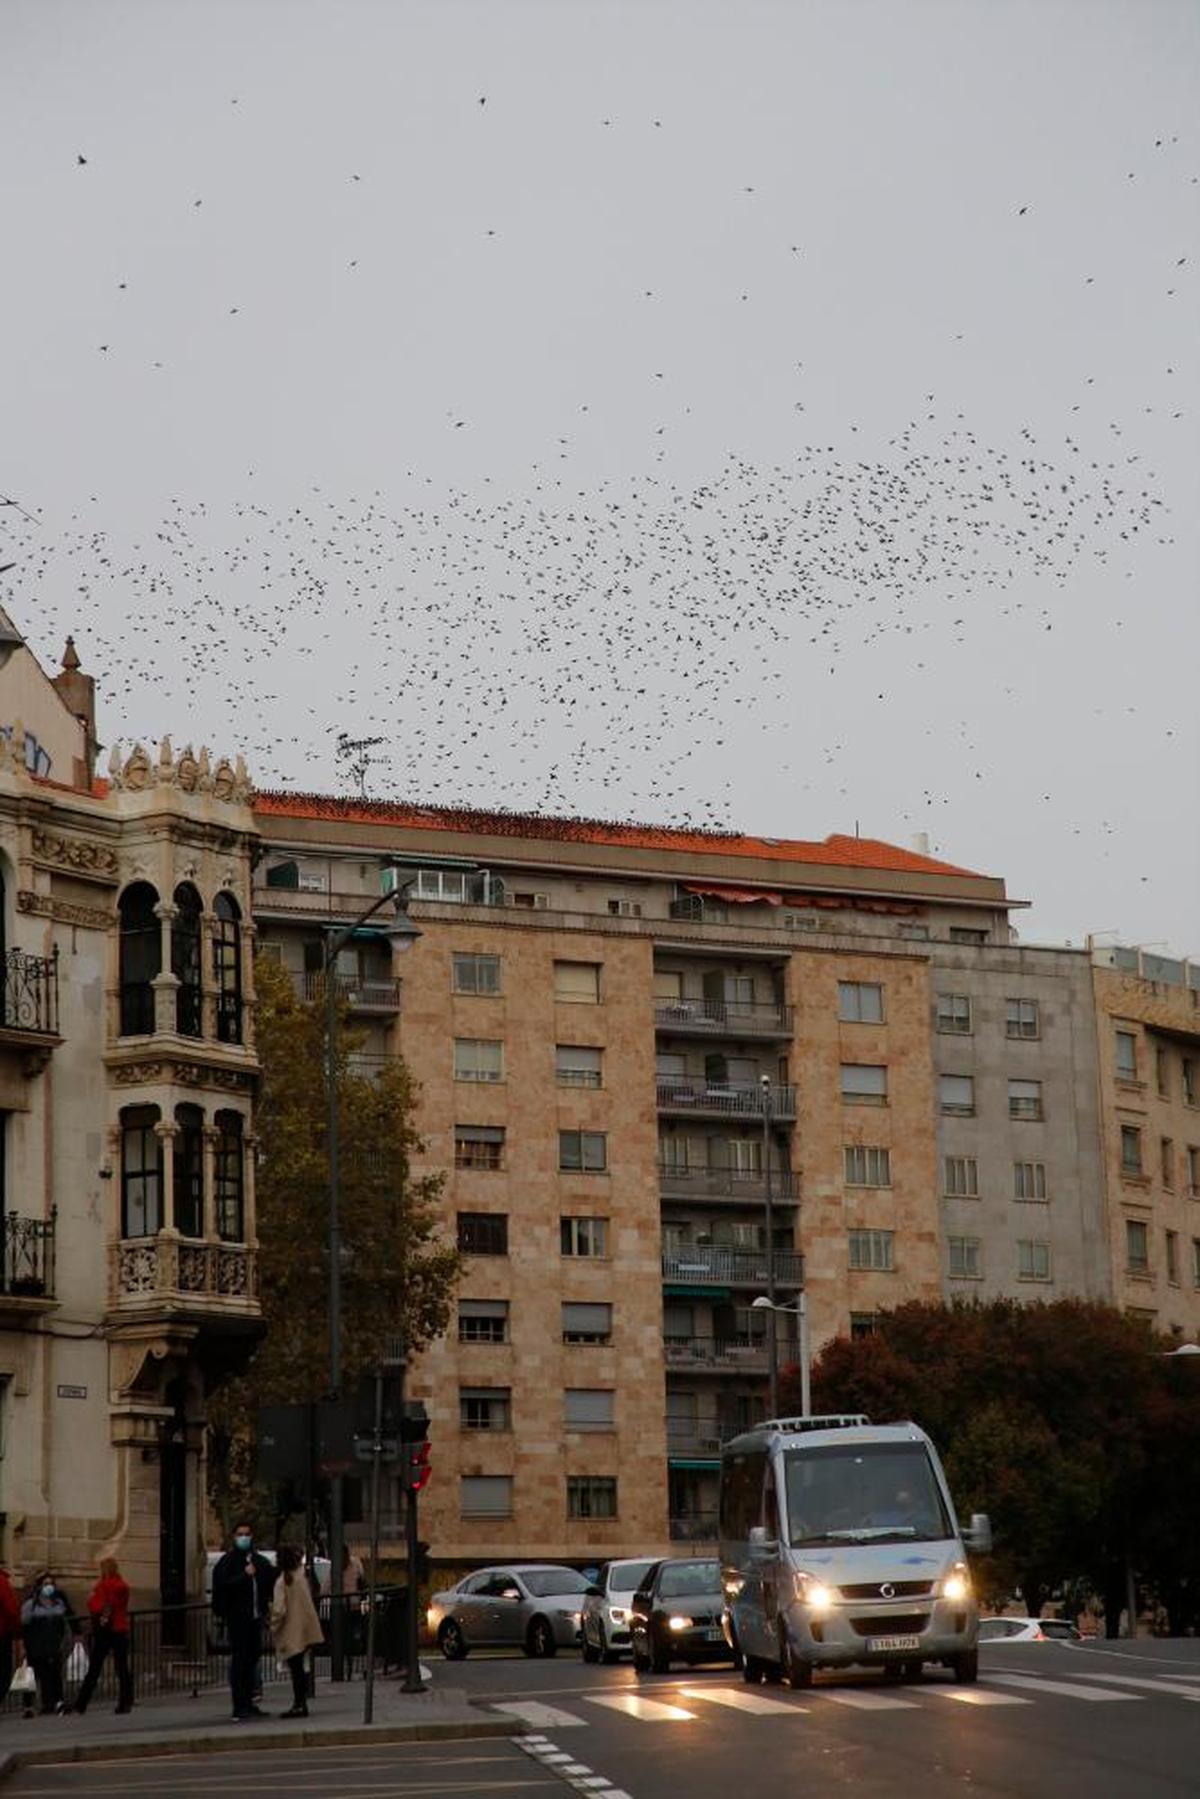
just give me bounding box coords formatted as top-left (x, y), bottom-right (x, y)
top-left (61, 635), bottom-right (81, 673)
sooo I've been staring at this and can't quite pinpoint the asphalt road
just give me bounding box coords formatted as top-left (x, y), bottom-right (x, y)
top-left (8, 1638), bottom-right (1198, 1797)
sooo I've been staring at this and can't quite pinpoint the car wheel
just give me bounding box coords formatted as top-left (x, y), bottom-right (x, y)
top-left (901, 1659), bottom-right (923, 1683)
top-left (650, 1638), bottom-right (672, 1675)
top-left (882, 1662), bottom-right (904, 1683)
top-left (526, 1616), bottom-right (557, 1659)
top-left (438, 1619), bottom-right (468, 1661)
top-left (633, 1645), bottom-right (651, 1674)
top-left (601, 1643), bottom-right (622, 1665)
top-left (581, 1634), bottom-right (600, 1664)
top-left (952, 1649), bottom-right (978, 1685)
top-left (742, 1653), bottom-right (763, 1684)
top-left (779, 1628), bottom-right (812, 1690)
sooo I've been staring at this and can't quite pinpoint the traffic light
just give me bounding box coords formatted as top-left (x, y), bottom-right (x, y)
top-left (402, 1437), bottom-right (431, 1493)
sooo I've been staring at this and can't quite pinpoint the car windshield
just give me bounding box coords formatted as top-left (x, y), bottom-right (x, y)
top-left (658, 1561), bottom-right (720, 1598)
top-left (610, 1561), bottom-right (657, 1594)
top-left (783, 1442), bottom-right (952, 1546)
top-left (521, 1569), bottom-right (592, 1598)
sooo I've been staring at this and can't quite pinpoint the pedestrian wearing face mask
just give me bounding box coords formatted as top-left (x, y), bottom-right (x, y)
top-left (210, 1523), bottom-right (277, 1722)
top-left (19, 1573), bottom-right (74, 1716)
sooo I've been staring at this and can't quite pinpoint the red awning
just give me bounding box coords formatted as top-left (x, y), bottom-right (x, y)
top-left (684, 883), bottom-right (783, 906)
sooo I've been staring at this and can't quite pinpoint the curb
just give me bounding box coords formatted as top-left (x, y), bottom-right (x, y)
top-left (0, 1714), bottom-right (511, 1777)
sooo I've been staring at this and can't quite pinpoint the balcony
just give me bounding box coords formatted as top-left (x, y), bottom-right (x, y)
top-left (658, 1163), bottom-right (796, 1205)
top-left (300, 971), bottom-right (402, 1014)
top-left (109, 1235), bottom-right (259, 1326)
top-left (0, 950), bottom-right (61, 1067)
top-left (663, 1247), bottom-right (805, 1288)
top-left (0, 1210), bottom-right (56, 1320)
top-left (663, 1336), bottom-right (770, 1373)
top-left (655, 999), bottom-right (793, 1039)
top-left (656, 1079), bottom-right (797, 1120)
top-left (668, 1513), bottom-right (719, 1543)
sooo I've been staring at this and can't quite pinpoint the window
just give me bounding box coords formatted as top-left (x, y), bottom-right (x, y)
top-left (1125, 1220), bottom-right (1149, 1274)
top-left (561, 1216), bottom-right (609, 1258)
top-left (838, 981), bottom-right (883, 1023)
top-left (949, 926), bottom-right (988, 945)
top-left (1115, 1030), bottom-right (1138, 1081)
top-left (850, 1312), bottom-right (879, 1339)
top-left (567, 1476), bottom-right (617, 1520)
top-left (1165, 1231), bottom-right (1179, 1285)
top-left (511, 889), bottom-right (550, 909)
top-left (460, 1475), bottom-right (512, 1518)
top-left (1193, 1239), bottom-right (1200, 1287)
top-left (656, 1051), bottom-right (687, 1080)
top-left (173, 1104), bottom-right (204, 1238)
top-left (939, 1074), bottom-right (975, 1116)
top-left (120, 1107), bottom-right (162, 1238)
top-left (897, 923), bottom-right (930, 941)
top-left (848, 1229), bottom-right (894, 1272)
top-left (214, 1113), bottom-right (245, 1240)
top-left (555, 961), bottom-right (601, 1003)
top-left (841, 1064), bottom-right (888, 1105)
top-left (455, 1125), bottom-right (505, 1171)
top-left (1161, 1138), bottom-right (1175, 1188)
top-left (213, 893), bottom-right (243, 1044)
top-left (416, 868), bottom-right (469, 902)
top-left (948, 1236), bottom-right (982, 1279)
top-left (1005, 998), bottom-right (1040, 1039)
top-left (457, 1212), bottom-right (508, 1256)
top-left (726, 1137), bottom-right (763, 1176)
top-left (460, 1387), bottom-right (511, 1431)
top-left (562, 1301), bottom-right (612, 1344)
top-left (1017, 1239), bottom-right (1052, 1282)
top-left (171, 883), bottom-right (203, 1037)
top-left (458, 1299), bottom-right (509, 1343)
top-left (454, 1038), bottom-right (504, 1083)
top-left (944, 1155), bottom-right (979, 1197)
top-left (936, 994), bottom-right (972, 1035)
top-left (565, 1390), bottom-right (614, 1432)
top-left (1008, 1079), bottom-right (1043, 1121)
top-left (607, 897), bottom-right (642, 917)
top-left (653, 970), bottom-right (683, 1002)
top-left (1156, 1046), bottom-right (1170, 1098)
top-left (118, 883), bottom-right (161, 1036)
top-left (844, 1145), bottom-right (891, 1187)
top-left (1189, 1146), bottom-right (1200, 1196)
top-left (1014, 1160), bottom-right (1048, 1202)
top-left (453, 953), bottom-right (500, 995)
top-left (559, 1130), bottom-right (608, 1173)
top-left (1185, 1059), bottom-right (1197, 1107)
top-left (556, 1045), bottom-right (603, 1089)
top-left (1120, 1126), bottom-right (1143, 1176)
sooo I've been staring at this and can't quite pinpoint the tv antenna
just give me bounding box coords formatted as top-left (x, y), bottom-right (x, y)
top-left (336, 732), bottom-right (386, 799)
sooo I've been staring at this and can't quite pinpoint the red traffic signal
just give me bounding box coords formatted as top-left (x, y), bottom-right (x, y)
top-left (403, 1438), bottom-right (431, 1493)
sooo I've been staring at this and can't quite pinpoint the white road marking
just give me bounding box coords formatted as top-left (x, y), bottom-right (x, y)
top-left (677, 1682), bottom-right (805, 1715)
top-left (816, 1687), bottom-right (919, 1710)
top-left (492, 1700), bottom-right (589, 1727)
top-left (922, 1684), bottom-right (1033, 1706)
top-left (988, 1674), bottom-right (1142, 1701)
top-left (588, 1691), bottom-right (697, 1722)
top-left (1061, 1671), bottom-right (1200, 1700)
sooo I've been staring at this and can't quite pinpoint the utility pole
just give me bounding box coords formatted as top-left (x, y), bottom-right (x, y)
top-left (761, 1074), bottom-right (777, 1418)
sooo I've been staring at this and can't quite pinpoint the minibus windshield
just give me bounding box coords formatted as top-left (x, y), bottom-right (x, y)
top-left (783, 1442), bottom-right (952, 1547)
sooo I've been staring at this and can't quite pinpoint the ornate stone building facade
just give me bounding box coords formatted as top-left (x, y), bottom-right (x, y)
top-left (0, 611), bottom-right (261, 1603)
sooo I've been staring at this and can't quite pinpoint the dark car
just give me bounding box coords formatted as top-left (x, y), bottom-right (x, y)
top-left (630, 1558), bottom-right (735, 1675)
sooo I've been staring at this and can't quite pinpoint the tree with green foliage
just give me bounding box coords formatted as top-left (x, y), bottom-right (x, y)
top-left (777, 1300), bottom-right (1200, 1633)
top-left (207, 954), bottom-right (460, 1534)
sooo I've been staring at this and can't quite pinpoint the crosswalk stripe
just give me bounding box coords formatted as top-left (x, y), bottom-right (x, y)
top-left (677, 1683), bottom-right (805, 1715)
top-left (1062, 1672), bottom-right (1200, 1700)
top-left (493, 1701), bottom-right (590, 1728)
top-left (589, 1692), bottom-right (697, 1722)
top-left (922, 1684), bottom-right (1032, 1706)
top-left (817, 1687), bottom-right (918, 1710)
top-left (988, 1674), bottom-right (1141, 1702)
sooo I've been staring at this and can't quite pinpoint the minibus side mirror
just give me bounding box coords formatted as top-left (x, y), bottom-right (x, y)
top-left (748, 1525), bottom-right (778, 1561)
top-left (962, 1513), bottom-right (993, 1555)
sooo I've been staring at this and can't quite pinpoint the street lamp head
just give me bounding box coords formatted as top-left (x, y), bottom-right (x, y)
top-left (760, 1073), bottom-right (771, 1087)
top-left (1164, 1342), bottom-right (1200, 1358)
top-left (751, 1295), bottom-right (775, 1311)
top-left (384, 907), bottom-right (423, 955)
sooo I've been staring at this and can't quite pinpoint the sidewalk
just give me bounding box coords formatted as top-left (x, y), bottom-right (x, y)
top-left (0, 1675), bottom-right (509, 1781)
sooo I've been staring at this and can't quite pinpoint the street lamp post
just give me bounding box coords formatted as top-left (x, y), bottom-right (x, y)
top-left (325, 866), bottom-right (421, 1682)
top-left (751, 1294), bottom-right (810, 1420)
top-left (760, 1075), bottom-right (777, 1419)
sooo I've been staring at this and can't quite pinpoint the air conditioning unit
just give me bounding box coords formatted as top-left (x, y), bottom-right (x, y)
top-left (533, 893), bottom-right (551, 910)
top-left (298, 873), bottom-right (328, 893)
top-left (609, 900), bottom-right (643, 918)
top-left (783, 912), bottom-right (817, 930)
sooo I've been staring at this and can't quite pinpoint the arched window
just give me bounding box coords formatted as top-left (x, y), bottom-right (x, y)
top-left (213, 892), bottom-right (242, 1045)
top-left (214, 1111), bottom-right (244, 1242)
top-left (173, 1103), bottom-right (204, 1238)
top-left (171, 883), bottom-right (203, 1038)
top-left (121, 1105), bottom-right (162, 1237)
top-left (118, 884), bottom-right (161, 1036)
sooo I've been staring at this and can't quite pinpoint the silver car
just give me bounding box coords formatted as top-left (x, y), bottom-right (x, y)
top-left (428, 1563), bottom-right (591, 1659)
top-left (581, 1558), bottom-right (659, 1662)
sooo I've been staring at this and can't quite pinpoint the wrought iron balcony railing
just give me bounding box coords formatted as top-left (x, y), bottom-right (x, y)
top-left (655, 999), bottom-right (793, 1037)
top-left (668, 1513), bottom-right (719, 1543)
top-left (1, 948), bottom-right (60, 1038)
top-left (2, 1210), bottom-right (56, 1299)
top-left (658, 1163), bottom-right (796, 1203)
top-left (663, 1335), bottom-right (772, 1372)
top-left (300, 971), bottom-right (402, 1012)
top-left (656, 1079), bottom-right (797, 1118)
top-left (663, 1247), bottom-right (805, 1286)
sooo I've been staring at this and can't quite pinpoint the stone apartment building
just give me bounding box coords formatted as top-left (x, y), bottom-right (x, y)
top-left (249, 794), bottom-right (1118, 1558)
top-left (1091, 946), bottom-right (1200, 1338)
top-left (0, 611), bottom-right (261, 1603)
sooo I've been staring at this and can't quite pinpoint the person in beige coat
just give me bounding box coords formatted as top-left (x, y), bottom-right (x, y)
top-left (269, 1546), bottom-right (325, 1718)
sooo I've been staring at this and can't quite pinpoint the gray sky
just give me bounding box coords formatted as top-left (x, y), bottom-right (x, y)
top-left (3, 0), bottom-right (1196, 950)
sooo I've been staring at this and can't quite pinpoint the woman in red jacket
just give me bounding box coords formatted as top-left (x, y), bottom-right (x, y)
top-left (69, 1558), bottom-right (133, 1715)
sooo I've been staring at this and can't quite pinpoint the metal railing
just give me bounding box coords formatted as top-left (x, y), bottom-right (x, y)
top-left (658, 1164), bottom-right (795, 1202)
top-left (668, 1513), bottom-right (719, 1543)
top-left (1, 948), bottom-right (59, 1037)
top-left (662, 1247), bottom-right (805, 1286)
top-left (301, 971), bottom-right (402, 1011)
top-left (664, 1335), bottom-right (773, 1371)
top-left (1, 1210), bottom-right (56, 1298)
top-left (655, 999), bottom-right (793, 1035)
top-left (656, 1079), bottom-right (797, 1118)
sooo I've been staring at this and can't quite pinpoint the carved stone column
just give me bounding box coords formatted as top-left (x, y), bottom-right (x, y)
top-left (202, 1125), bottom-right (220, 1241)
top-left (155, 1119), bottom-right (179, 1236)
top-left (199, 912), bottom-right (219, 1041)
top-left (242, 1130), bottom-right (258, 1248)
top-left (241, 919), bottom-right (258, 1053)
top-left (153, 902), bottom-right (180, 1035)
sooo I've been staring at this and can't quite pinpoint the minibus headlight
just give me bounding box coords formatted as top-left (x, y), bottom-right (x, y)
top-left (668, 1614), bottom-right (692, 1632)
top-left (793, 1572), bottom-right (835, 1613)
top-left (941, 1568), bottom-right (971, 1603)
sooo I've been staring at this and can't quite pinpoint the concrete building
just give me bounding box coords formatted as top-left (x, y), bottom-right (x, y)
top-left (0, 614), bottom-right (261, 1602)
top-left (1091, 946), bottom-right (1200, 1338)
top-left (251, 792), bottom-right (1099, 1559)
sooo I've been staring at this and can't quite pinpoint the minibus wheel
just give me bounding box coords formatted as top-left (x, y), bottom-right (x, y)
top-left (951, 1649), bottom-right (978, 1684)
top-left (779, 1630), bottom-right (812, 1690)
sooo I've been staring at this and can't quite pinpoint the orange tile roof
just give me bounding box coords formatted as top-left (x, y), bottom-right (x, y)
top-left (252, 790), bottom-right (984, 880)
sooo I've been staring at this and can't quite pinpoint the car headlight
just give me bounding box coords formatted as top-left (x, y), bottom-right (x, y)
top-left (941, 1566), bottom-right (971, 1603)
top-left (557, 1609), bottom-right (581, 1624)
top-left (793, 1571), bottom-right (835, 1613)
top-left (667, 1614), bottom-right (692, 1631)
top-left (608, 1606), bottom-right (628, 1625)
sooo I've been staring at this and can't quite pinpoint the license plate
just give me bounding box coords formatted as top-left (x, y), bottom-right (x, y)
top-left (705, 1628), bottom-right (725, 1643)
top-left (868, 1634), bottom-right (921, 1653)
